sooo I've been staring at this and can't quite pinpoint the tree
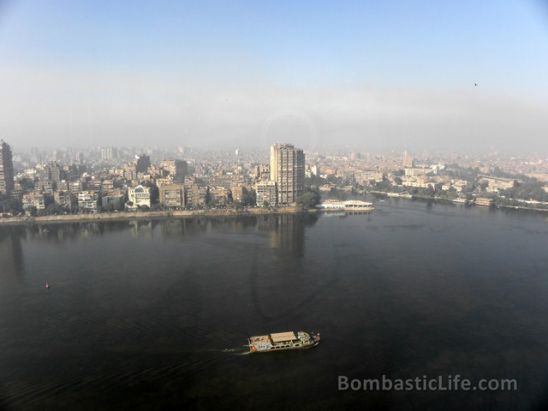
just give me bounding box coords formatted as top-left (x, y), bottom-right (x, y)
top-left (0, 197), bottom-right (23, 214)
top-left (240, 190), bottom-right (256, 207)
top-left (45, 203), bottom-right (68, 215)
top-left (18, 177), bottom-right (35, 191)
top-left (297, 190), bottom-right (321, 209)
top-left (204, 188), bottom-right (213, 206)
top-left (374, 180), bottom-right (391, 191)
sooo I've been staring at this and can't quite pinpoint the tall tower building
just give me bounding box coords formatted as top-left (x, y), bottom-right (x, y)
top-left (403, 150), bottom-right (414, 168)
top-left (270, 144), bottom-right (305, 205)
top-left (136, 154), bottom-right (151, 174)
top-left (0, 140), bottom-right (15, 195)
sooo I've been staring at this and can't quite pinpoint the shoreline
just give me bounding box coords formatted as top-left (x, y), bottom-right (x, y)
top-left (1, 197), bottom-right (546, 227)
top-left (0, 207), bottom-right (316, 226)
top-left (370, 191), bottom-right (548, 214)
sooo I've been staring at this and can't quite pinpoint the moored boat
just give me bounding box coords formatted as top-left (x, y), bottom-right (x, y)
top-left (316, 200), bottom-right (374, 212)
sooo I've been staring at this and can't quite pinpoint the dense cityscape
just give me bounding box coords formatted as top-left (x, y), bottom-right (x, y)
top-left (0, 139), bottom-right (547, 220)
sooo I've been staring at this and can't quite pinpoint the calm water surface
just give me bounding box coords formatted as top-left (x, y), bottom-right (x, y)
top-left (1, 200), bottom-right (547, 410)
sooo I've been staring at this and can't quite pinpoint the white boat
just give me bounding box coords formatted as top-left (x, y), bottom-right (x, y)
top-left (316, 200), bottom-right (374, 212)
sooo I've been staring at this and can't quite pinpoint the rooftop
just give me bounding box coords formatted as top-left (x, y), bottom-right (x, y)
top-left (270, 331), bottom-right (297, 343)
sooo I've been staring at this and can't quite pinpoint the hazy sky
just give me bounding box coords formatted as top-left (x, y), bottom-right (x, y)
top-left (1, 0), bottom-right (547, 153)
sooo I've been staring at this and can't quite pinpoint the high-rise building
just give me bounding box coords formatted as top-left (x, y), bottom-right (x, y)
top-left (160, 159), bottom-right (188, 183)
top-left (101, 147), bottom-right (117, 162)
top-left (403, 150), bottom-right (415, 168)
top-left (0, 140), bottom-right (15, 195)
top-left (48, 162), bottom-right (62, 187)
top-left (270, 144), bottom-right (305, 205)
top-left (135, 154), bottom-right (151, 174)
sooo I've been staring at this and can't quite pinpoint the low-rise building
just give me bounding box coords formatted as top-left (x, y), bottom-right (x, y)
top-left (404, 167), bottom-right (431, 177)
top-left (401, 176), bottom-right (432, 189)
top-left (54, 190), bottom-right (75, 210)
top-left (475, 197), bottom-right (495, 207)
top-left (210, 186), bottom-right (229, 205)
top-left (184, 182), bottom-right (208, 208)
top-left (78, 191), bottom-right (99, 212)
top-left (22, 192), bottom-right (46, 212)
top-left (159, 184), bottom-right (184, 208)
top-left (101, 179), bottom-right (114, 193)
top-left (101, 191), bottom-right (125, 211)
top-left (479, 176), bottom-right (517, 193)
top-left (256, 181), bottom-right (277, 207)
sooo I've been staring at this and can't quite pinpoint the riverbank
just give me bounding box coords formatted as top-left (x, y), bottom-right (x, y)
top-left (0, 206), bottom-right (314, 226)
top-left (369, 191), bottom-right (548, 214)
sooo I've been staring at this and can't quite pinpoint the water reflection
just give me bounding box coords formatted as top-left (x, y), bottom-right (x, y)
top-left (0, 215), bottom-right (319, 275)
top-left (0, 228), bottom-right (25, 278)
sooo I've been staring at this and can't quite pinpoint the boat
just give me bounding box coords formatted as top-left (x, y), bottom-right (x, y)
top-left (316, 200), bottom-right (374, 213)
top-left (45, 281), bottom-right (49, 289)
top-left (248, 331), bottom-right (320, 353)
top-left (386, 192), bottom-right (413, 199)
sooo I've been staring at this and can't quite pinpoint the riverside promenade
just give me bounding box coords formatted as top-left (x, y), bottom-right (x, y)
top-left (0, 206), bottom-right (312, 226)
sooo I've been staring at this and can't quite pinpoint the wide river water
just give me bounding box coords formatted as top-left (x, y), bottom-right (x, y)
top-left (1, 200), bottom-right (547, 410)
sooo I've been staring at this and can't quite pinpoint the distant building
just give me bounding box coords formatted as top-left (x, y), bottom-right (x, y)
top-left (159, 183), bottom-right (184, 208)
top-left (101, 147), bottom-right (117, 162)
top-left (401, 176), bottom-right (432, 189)
top-left (254, 164), bottom-right (271, 182)
top-left (135, 154), bottom-right (151, 174)
top-left (270, 144), bottom-right (305, 205)
top-left (160, 160), bottom-right (188, 183)
top-left (127, 185), bottom-right (151, 209)
top-left (479, 176), bottom-right (517, 193)
top-left (101, 191), bottom-right (125, 211)
top-left (356, 171), bottom-right (384, 186)
top-left (0, 140), bottom-right (15, 195)
top-left (123, 164), bottom-right (138, 181)
top-left (22, 192), bottom-right (46, 212)
top-left (231, 184), bottom-right (247, 203)
top-left (210, 186), bottom-right (229, 205)
top-left (54, 191), bottom-right (75, 210)
top-left (403, 150), bottom-right (414, 168)
top-left (184, 181), bottom-right (208, 208)
top-left (78, 191), bottom-right (99, 212)
top-left (404, 167), bottom-right (430, 177)
top-left (101, 179), bottom-right (114, 193)
top-left (48, 162), bottom-right (62, 187)
top-left (475, 197), bottom-right (495, 207)
top-left (256, 181), bottom-right (277, 207)
top-left (69, 181), bottom-right (82, 195)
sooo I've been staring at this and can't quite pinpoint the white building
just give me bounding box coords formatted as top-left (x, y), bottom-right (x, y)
top-left (78, 191), bottom-right (99, 212)
top-left (22, 192), bottom-right (46, 211)
top-left (127, 185), bottom-right (151, 209)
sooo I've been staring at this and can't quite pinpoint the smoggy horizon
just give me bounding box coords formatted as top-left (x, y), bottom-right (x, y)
top-left (1, 1), bottom-right (548, 154)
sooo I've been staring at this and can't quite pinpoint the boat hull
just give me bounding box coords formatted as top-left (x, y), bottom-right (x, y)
top-left (248, 331), bottom-right (320, 353)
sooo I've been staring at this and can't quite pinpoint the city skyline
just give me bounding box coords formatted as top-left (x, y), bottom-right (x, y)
top-left (1, 1), bottom-right (548, 152)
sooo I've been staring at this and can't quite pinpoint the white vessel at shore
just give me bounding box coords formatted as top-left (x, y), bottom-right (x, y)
top-left (248, 331), bottom-right (320, 353)
top-left (387, 192), bottom-right (413, 199)
top-left (316, 200), bottom-right (374, 212)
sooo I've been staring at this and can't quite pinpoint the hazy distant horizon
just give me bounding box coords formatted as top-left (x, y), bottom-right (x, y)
top-left (1, 1), bottom-right (547, 154)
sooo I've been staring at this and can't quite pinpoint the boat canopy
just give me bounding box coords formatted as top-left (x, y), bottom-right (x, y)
top-left (270, 332), bottom-right (297, 343)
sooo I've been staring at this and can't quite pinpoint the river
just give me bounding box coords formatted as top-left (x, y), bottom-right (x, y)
top-left (0, 199), bottom-right (547, 410)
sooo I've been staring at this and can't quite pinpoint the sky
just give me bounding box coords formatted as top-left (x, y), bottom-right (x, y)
top-left (0, 0), bottom-right (547, 153)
